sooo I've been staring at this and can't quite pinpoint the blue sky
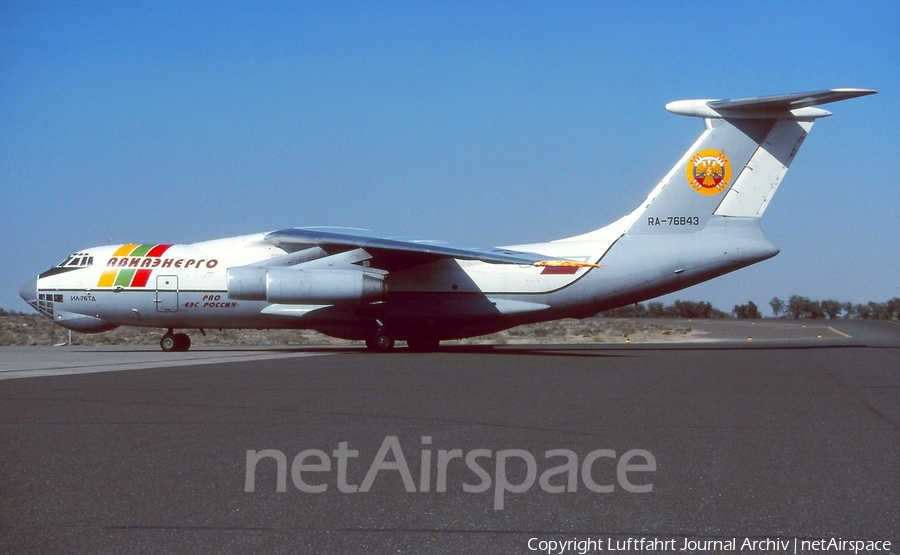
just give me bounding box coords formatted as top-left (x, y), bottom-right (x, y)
top-left (2, 1), bottom-right (898, 314)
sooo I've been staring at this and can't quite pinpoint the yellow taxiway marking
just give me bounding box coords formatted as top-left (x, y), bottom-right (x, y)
top-left (827, 326), bottom-right (852, 338)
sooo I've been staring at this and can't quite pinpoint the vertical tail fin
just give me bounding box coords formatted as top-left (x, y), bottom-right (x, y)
top-left (623, 88), bottom-right (875, 234)
top-left (571, 89), bottom-right (874, 310)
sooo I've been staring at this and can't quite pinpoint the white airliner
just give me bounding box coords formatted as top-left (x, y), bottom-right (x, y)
top-left (20, 89), bottom-right (875, 352)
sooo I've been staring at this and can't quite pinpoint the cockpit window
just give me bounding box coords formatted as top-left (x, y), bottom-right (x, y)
top-left (57, 253), bottom-right (94, 268)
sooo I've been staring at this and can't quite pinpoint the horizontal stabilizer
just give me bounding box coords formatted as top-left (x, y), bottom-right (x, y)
top-left (666, 88), bottom-right (876, 119)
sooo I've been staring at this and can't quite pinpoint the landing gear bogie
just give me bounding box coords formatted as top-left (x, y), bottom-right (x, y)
top-left (406, 336), bottom-right (440, 352)
top-left (366, 330), bottom-right (395, 352)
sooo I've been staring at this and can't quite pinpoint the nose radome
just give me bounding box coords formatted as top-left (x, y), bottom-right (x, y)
top-left (19, 276), bottom-right (37, 307)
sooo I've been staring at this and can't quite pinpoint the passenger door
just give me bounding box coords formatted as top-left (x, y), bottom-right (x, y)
top-left (156, 275), bottom-right (179, 312)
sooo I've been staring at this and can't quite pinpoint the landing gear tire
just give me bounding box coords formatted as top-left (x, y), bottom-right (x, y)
top-left (160, 332), bottom-right (191, 352)
top-left (366, 331), bottom-right (395, 352)
top-left (407, 336), bottom-right (440, 352)
top-left (160, 334), bottom-right (177, 352)
top-left (174, 333), bottom-right (191, 351)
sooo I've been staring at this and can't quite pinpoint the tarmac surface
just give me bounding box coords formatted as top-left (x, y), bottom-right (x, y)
top-left (1, 320), bottom-right (898, 554)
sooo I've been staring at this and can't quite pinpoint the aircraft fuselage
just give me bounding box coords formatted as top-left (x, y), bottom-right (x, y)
top-left (20, 89), bottom-right (875, 351)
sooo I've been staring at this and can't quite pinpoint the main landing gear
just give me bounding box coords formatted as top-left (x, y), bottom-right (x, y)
top-left (160, 329), bottom-right (191, 352)
top-left (365, 330), bottom-right (395, 353)
top-left (364, 328), bottom-right (440, 353)
top-left (406, 335), bottom-right (440, 352)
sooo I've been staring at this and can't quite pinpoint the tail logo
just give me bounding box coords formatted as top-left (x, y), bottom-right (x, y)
top-left (686, 149), bottom-right (731, 196)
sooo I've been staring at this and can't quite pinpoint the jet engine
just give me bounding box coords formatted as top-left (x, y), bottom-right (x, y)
top-left (227, 266), bottom-right (385, 304)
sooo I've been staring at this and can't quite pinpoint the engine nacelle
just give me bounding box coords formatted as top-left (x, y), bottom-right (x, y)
top-left (226, 266), bottom-right (268, 301)
top-left (228, 266), bottom-right (385, 304)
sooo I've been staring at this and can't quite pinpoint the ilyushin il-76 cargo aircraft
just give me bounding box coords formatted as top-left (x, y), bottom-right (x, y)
top-left (20, 89), bottom-right (875, 352)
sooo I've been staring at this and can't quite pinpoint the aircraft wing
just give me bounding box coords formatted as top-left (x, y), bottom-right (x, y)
top-left (264, 226), bottom-right (553, 268)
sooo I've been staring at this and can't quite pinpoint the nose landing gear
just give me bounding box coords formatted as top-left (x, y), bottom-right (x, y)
top-left (160, 330), bottom-right (191, 352)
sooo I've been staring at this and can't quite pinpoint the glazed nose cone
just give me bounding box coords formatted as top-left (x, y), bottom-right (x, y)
top-left (19, 276), bottom-right (37, 307)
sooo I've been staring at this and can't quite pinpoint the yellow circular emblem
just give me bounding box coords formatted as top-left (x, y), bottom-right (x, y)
top-left (686, 149), bottom-right (731, 195)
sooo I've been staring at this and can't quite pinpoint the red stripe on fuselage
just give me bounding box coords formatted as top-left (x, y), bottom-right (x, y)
top-left (146, 244), bottom-right (172, 257)
top-left (131, 269), bottom-right (153, 287)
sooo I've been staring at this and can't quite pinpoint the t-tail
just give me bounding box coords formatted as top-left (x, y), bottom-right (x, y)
top-left (628, 88), bottom-right (876, 231)
top-left (583, 88), bottom-right (875, 308)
